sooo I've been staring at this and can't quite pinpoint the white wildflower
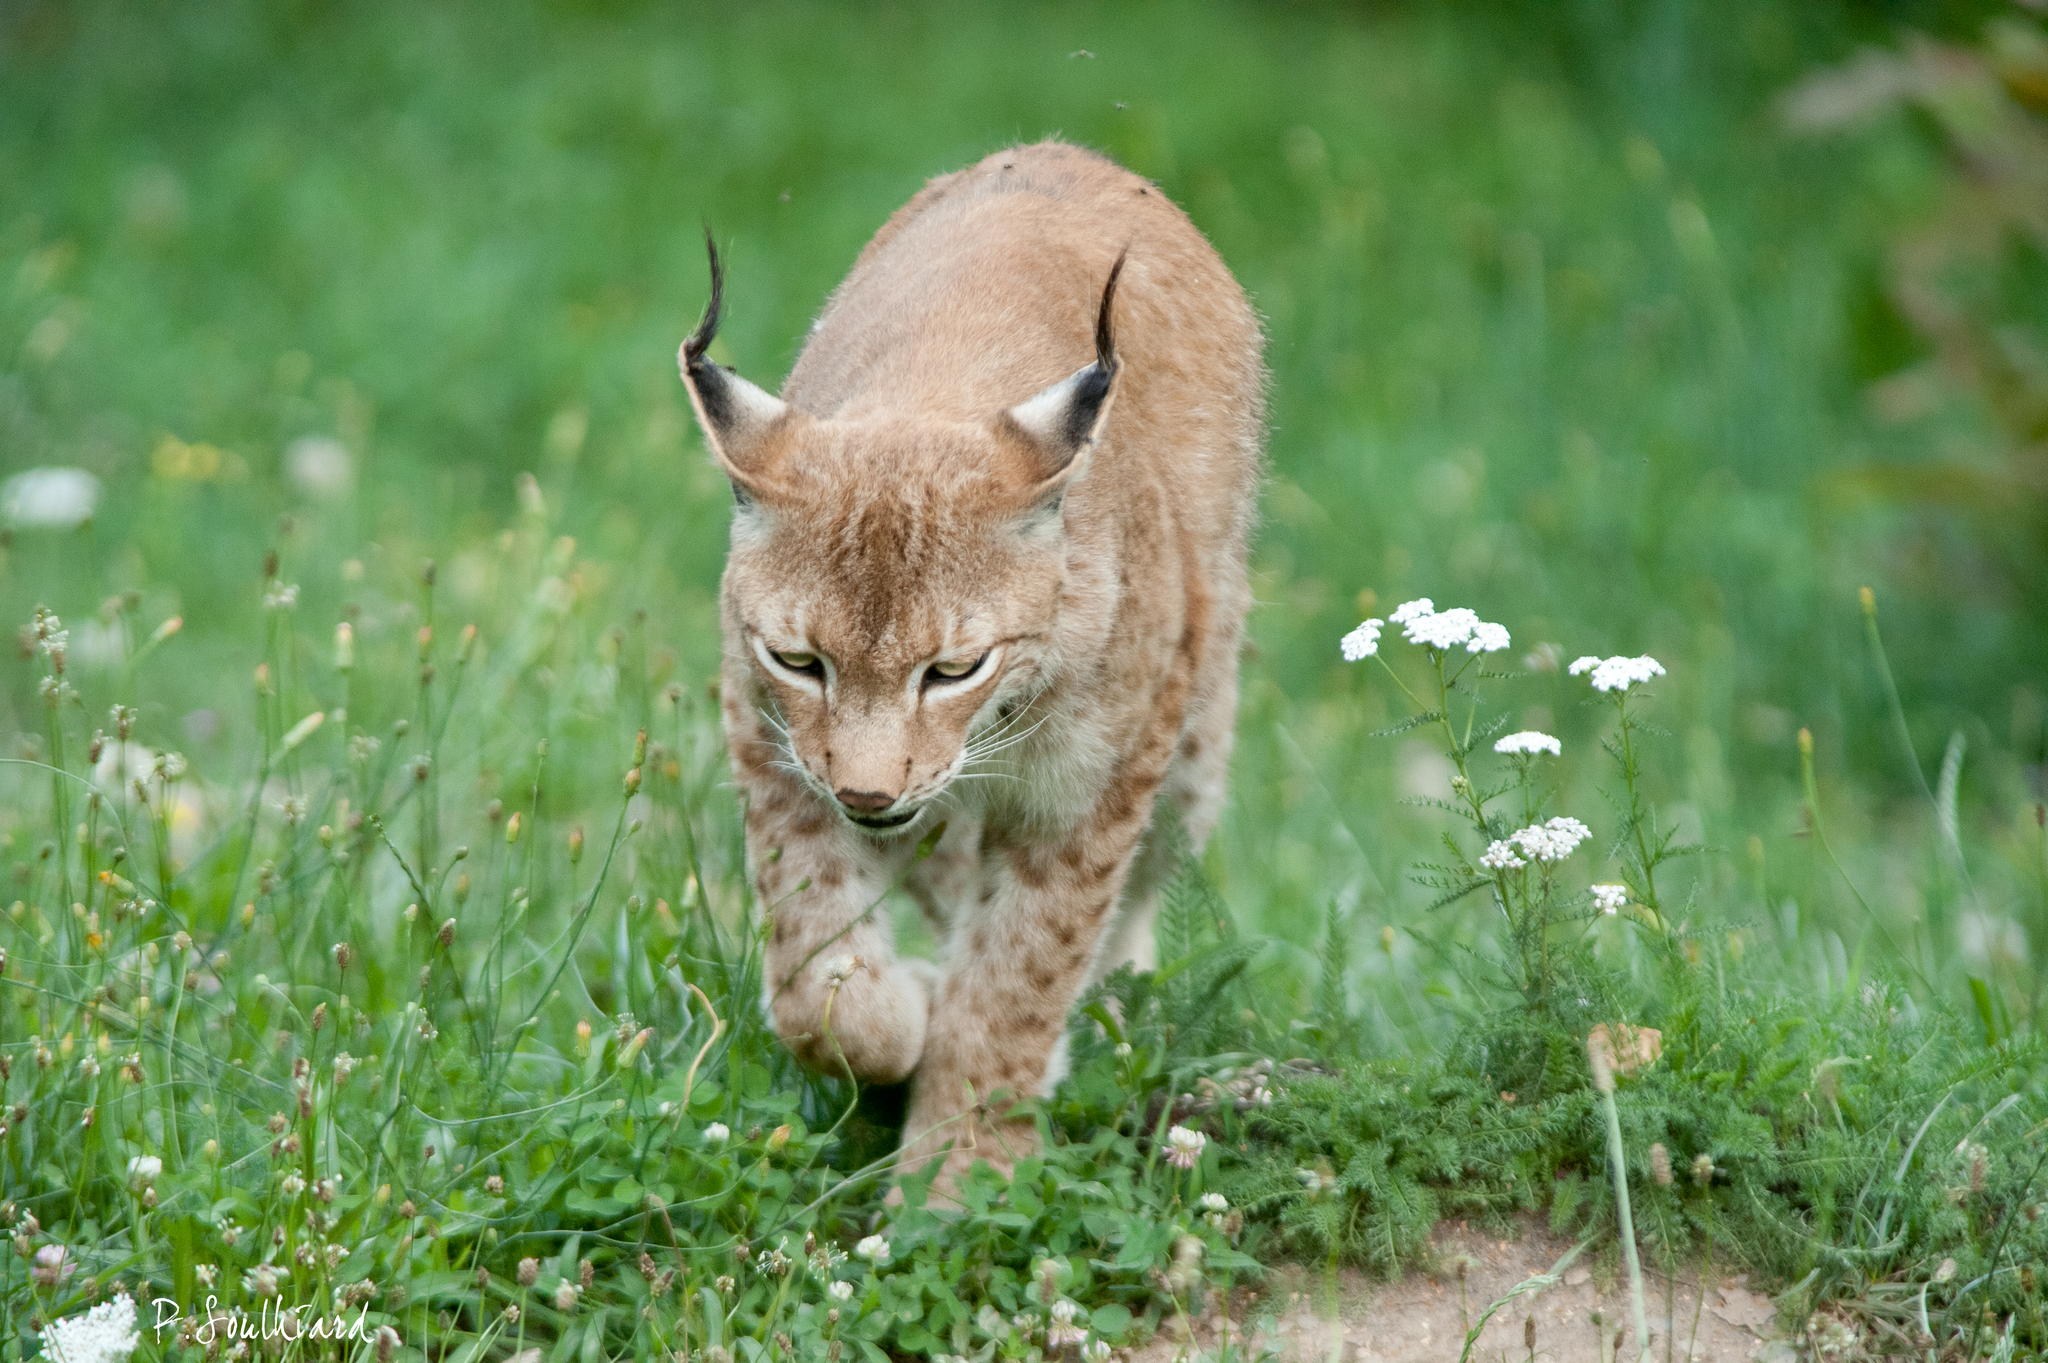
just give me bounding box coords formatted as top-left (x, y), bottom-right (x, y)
top-left (827, 1279), bottom-right (854, 1302)
top-left (1047, 1298), bottom-right (1088, 1348)
top-left (1164, 1124), bottom-right (1207, 1170)
top-left (702, 1122), bottom-right (730, 1146)
top-left (1505, 816), bottom-right (1593, 863)
top-left (2, 467), bottom-right (101, 530)
top-left (1082, 1342), bottom-right (1112, 1362)
top-left (1404, 605), bottom-right (1479, 649)
top-left (1479, 840), bottom-right (1525, 871)
top-left (127, 1155), bottom-right (162, 1189)
top-left (1389, 598), bottom-right (1435, 625)
top-left (1339, 617), bottom-right (1383, 661)
top-left (285, 436), bottom-right (354, 500)
top-left (1198, 1192), bottom-right (1229, 1212)
top-left (853, 1234), bottom-right (891, 1266)
top-left (37, 1292), bottom-right (138, 1363)
top-left (1493, 730), bottom-right (1560, 757)
top-left (1466, 620), bottom-right (1511, 653)
top-left (1591, 884), bottom-right (1628, 915)
top-left (1575, 654), bottom-right (1666, 692)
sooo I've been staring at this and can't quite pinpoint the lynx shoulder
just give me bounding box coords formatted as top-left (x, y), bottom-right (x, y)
top-left (678, 140), bottom-right (1264, 1189)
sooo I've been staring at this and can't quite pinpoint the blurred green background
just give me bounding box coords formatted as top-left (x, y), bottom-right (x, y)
top-left (3, 0), bottom-right (2043, 1028)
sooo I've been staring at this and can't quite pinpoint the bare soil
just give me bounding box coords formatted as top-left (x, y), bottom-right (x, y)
top-left (1131, 1221), bottom-right (1793, 1362)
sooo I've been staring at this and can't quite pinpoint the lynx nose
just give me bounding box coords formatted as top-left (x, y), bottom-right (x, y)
top-left (834, 788), bottom-right (896, 814)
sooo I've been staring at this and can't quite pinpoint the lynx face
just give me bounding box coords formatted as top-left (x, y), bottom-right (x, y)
top-left (722, 423), bottom-right (1067, 834)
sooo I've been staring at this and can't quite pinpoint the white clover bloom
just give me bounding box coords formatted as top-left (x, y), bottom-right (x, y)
top-left (2, 466), bottom-right (102, 530)
top-left (1164, 1124), bottom-right (1207, 1170)
top-left (827, 1279), bottom-right (854, 1303)
top-left (1466, 621), bottom-right (1511, 654)
top-left (1479, 840), bottom-right (1525, 871)
top-left (1389, 598), bottom-right (1435, 625)
top-left (1082, 1341), bottom-right (1112, 1363)
top-left (127, 1155), bottom-right (162, 1188)
top-left (1047, 1298), bottom-right (1088, 1348)
top-left (1198, 1192), bottom-right (1229, 1212)
top-left (285, 435), bottom-right (354, 500)
top-left (853, 1234), bottom-right (891, 1266)
top-left (1404, 605), bottom-right (1479, 649)
top-left (702, 1122), bottom-right (730, 1145)
top-left (37, 1292), bottom-right (138, 1363)
top-left (1575, 654), bottom-right (1666, 692)
top-left (1493, 730), bottom-right (1561, 757)
top-left (1339, 617), bottom-right (1383, 661)
top-left (1590, 884), bottom-right (1628, 915)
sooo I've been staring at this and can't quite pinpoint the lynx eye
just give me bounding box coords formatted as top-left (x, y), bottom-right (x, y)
top-left (923, 652), bottom-right (989, 687)
top-left (767, 648), bottom-right (823, 677)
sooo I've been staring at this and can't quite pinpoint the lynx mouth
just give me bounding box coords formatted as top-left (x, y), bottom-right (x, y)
top-left (845, 806), bottom-right (921, 833)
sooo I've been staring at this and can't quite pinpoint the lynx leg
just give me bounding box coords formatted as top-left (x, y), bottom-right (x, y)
top-left (727, 692), bottom-right (931, 1083)
top-left (899, 747), bottom-right (1177, 1193)
top-left (1095, 647), bottom-right (1240, 980)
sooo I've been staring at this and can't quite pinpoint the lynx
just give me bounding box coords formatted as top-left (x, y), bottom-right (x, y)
top-left (679, 141), bottom-right (1264, 1191)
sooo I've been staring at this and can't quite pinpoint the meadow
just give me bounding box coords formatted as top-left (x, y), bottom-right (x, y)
top-left (3, 1), bottom-right (2045, 1359)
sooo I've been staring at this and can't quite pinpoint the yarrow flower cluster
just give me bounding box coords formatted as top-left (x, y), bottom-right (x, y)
top-left (1569, 654), bottom-right (1666, 692)
top-left (1340, 597), bottom-right (1510, 660)
top-left (1481, 816), bottom-right (1593, 870)
top-left (1590, 884), bottom-right (1628, 915)
top-left (1493, 730), bottom-right (1561, 757)
top-left (1164, 1124), bottom-right (1207, 1170)
top-left (1339, 618), bottom-right (1383, 661)
top-left (37, 1293), bottom-right (139, 1363)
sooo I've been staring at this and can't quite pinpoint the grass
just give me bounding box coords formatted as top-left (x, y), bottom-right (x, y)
top-left (3, 0), bottom-right (2046, 1358)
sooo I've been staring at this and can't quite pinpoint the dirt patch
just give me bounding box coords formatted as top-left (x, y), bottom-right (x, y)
top-left (1131, 1221), bottom-right (1791, 1362)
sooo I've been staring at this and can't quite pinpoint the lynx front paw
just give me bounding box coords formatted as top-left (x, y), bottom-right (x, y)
top-left (769, 953), bottom-right (931, 1084)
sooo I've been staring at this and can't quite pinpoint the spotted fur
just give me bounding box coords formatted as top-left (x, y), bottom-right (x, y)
top-left (680, 141), bottom-right (1264, 1192)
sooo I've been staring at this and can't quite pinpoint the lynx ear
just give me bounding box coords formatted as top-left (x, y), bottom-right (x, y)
top-left (999, 250), bottom-right (1126, 501)
top-left (679, 231), bottom-right (795, 503)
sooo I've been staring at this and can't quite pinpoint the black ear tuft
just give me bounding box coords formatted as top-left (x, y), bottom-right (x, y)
top-left (1053, 249), bottom-right (1127, 450)
top-left (1094, 247), bottom-right (1125, 377)
top-left (681, 229), bottom-right (738, 429)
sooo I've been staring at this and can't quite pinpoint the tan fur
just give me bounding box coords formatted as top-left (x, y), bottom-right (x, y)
top-left (682, 141), bottom-right (1263, 1192)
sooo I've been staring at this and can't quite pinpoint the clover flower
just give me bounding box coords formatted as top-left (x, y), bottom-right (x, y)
top-left (37, 1292), bottom-right (138, 1363)
top-left (1493, 730), bottom-right (1561, 757)
top-left (1569, 654), bottom-right (1666, 692)
top-left (853, 1234), bottom-right (891, 1266)
top-left (1046, 1298), bottom-right (1089, 1348)
top-left (702, 1122), bottom-right (730, 1146)
top-left (32, 1243), bottom-right (76, 1285)
top-left (1339, 618), bottom-right (1383, 661)
top-left (827, 1279), bottom-right (854, 1303)
top-left (1590, 884), bottom-right (1628, 915)
top-left (1164, 1124), bottom-right (1207, 1170)
top-left (127, 1155), bottom-right (162, 1189)
top-left (3, 467), bottom-right (102, 530)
